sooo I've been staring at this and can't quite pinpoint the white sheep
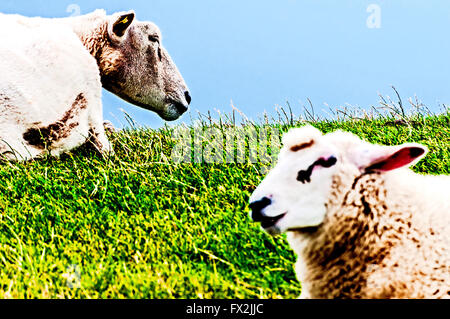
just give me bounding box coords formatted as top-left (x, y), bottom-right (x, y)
top-left (250, 125), bottom-right (450, 299)
top-left (0, 10), bottom-right (191, 161)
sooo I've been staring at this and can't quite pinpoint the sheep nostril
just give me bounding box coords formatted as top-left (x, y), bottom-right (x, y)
top-left (250, 197), bottom-right (272, 211)
top-left (184, 91), bottom-right (192, 105)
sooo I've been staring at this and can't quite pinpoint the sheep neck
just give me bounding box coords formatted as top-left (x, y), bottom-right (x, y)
top-left (60, 12), bottom-right (111, 74)
top-left (74, 21), bottom-right (109, 66)
top-left (294, 168), bottom-right (412, 298)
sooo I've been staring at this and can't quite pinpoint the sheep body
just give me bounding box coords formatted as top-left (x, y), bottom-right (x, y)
top-left (0, 10), bottom-right (189, 160)
top-left (250, 126), bottom-right (450, 299)
top-left (0, 13), bottom-right (101, 160)
top-left (288, 167), bottom-right (449, 299)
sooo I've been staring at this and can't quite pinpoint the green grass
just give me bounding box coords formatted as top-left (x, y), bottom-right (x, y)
top-left (0, 101), bottom-right (448, 298)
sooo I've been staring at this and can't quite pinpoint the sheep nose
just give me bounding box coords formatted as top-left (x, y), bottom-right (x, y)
top-left (249, 197), bottom-right (272, 222)
top-left (184, 91), bottom-right (192, 105)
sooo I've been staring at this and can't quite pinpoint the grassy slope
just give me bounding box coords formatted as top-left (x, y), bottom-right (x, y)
top-left (0, 112), bottom-right (448, 298)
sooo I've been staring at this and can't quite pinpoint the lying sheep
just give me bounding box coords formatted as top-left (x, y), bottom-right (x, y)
top-left (250, 125), bottom-right (450, 299)
top-left (0, 10), bottom-right (191, 160)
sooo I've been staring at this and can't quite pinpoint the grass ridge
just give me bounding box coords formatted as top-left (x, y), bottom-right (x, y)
top-left (0, 101), bottom-right (448, 298)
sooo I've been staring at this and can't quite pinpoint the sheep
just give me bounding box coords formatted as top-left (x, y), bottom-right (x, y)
top-left (249, 125), bottom-right (450, 299)
top-left (0, 10), bottom-right (191, 161)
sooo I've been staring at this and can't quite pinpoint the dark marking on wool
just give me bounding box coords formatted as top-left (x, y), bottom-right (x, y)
top-left (343, 172), bottom-right (381, 205)
top-left (291, 140), bottom-right (315, 152)
top-left (0, 93), bottom-right (15, 110)
top-left (87, 128), bottom-right (103, 152)
top-left (297, 156), bottom-right (337, 184)
top-left (157, 47), bottom-right (162, 61)
top-left (351, 172), bottom-right (381, 190)
top-left (304, 173), bottom-right (397, 298)
top-left (0, 93), bottom-right (11, 101)
top-left (23, 93), bottom-right (87, 149)
top-left (361, 197), bottom-right (373, 217)
top-left (351, 174), bottom-right (366, 190)
top-left (321, 241), bottom-right (349, 267)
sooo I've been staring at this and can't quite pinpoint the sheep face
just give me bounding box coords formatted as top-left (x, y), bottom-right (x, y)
top-left (250, 125), bottom-right (428, 236)
top-left (249, 126), bottom-right (340, 235)
top-left (100, 12), bottom-right (191, 121)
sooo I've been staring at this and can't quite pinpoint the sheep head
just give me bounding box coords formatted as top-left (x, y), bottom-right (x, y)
top-left (96, 11), bottom-right (191, 121)
top-left (249, 125), bottom-right (428, 236)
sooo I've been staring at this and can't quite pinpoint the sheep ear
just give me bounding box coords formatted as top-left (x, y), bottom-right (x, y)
top-left (111, 12), bottom-right (135, 38)
top-left (357, 143), bottom-right (428, 173)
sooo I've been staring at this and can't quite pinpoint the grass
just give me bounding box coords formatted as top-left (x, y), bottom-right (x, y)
top-left (0, 95), bottom-right (448, 298)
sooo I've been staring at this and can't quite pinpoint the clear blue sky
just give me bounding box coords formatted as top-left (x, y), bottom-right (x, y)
top-left (2, 0), bottom-right (450, 128)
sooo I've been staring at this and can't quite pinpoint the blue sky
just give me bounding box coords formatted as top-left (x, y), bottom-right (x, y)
top-left (2, 0), bottom-right (450, 128)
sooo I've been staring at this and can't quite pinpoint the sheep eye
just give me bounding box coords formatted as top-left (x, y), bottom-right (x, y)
top-left (148, 35), bottom-right (160, 43)
top-left (297, 156), bottom-right (337, 184)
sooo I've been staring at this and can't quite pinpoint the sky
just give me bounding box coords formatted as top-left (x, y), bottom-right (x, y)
top-left (1, 0), bottom-right (450, 128)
